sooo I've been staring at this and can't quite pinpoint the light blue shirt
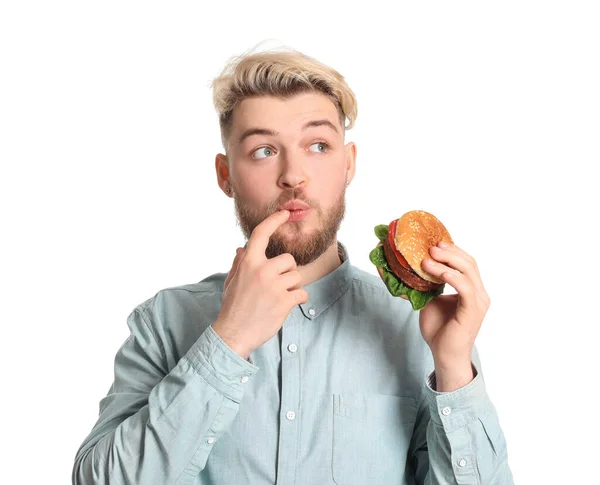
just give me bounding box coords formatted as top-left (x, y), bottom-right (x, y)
top-left (73, 242), bottom-right (513, 484)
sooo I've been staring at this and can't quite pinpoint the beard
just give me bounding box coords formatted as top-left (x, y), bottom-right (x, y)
top-left (233, 186), bottom-right (346, 266)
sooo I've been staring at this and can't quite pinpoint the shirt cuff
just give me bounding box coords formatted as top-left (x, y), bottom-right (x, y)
top-left (184, 325), bottom-right (259, 403)
top-left (424, 363), bottom-right (489, 433)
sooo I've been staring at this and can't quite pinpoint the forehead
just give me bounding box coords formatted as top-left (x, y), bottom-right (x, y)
top-left (231, 92), bottom-right (341, 136)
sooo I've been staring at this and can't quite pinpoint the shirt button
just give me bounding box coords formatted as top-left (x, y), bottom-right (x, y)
top-left (207, 437), bottom-right (215, 445)
top-left (458, 458), bottom-right (467, 467)
top-left (441, 406), bottom-right (452, 416)
top-left (287, 343), bottom-right (298, 353)
top-left (308, 308), bottom-right (316, 316)
top-left (240, 375), bottom-right (249, 384)
top-left (286, 410), bottom-right (296, 420)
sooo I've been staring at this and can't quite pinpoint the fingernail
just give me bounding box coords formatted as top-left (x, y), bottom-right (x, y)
top-left (438, 241), bottom-right (450, 248)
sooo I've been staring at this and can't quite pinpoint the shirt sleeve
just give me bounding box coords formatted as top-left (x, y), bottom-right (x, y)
top-left (72, 306), bottom-right (258, 485)
top-left (408, 347), bottom-right (514, 485)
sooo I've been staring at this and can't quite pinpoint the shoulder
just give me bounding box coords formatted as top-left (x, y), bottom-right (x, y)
top-left (349, 264), bottom-right (389, 291)
top-left (160, 271), bottom-right (227, 298)
top-left (135, 272), bottom-right (226, 312)
top-left (348, 265), bottom-right (413, 315)
top-left (130, 272), bottom-right (227, 339)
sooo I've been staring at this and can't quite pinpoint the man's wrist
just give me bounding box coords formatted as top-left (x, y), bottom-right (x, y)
top-left (433, 358), bottom-right (474, 392)
top-left (211, 321), bottom-right (251, 360)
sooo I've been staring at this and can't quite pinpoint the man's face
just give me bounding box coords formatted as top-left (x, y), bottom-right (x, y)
top-left (219, 91), bottom-right (355, 266)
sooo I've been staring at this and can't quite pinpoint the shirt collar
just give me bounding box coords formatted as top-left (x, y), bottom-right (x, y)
top-left (298, 241), bottom-right (353, 320)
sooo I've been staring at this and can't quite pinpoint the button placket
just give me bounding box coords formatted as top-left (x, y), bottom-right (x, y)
top-left (276, 310), bottom-right (302, 483)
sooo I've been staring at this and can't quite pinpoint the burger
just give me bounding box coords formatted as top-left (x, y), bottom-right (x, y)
top-left (369, 210), bottom-right (453, 311)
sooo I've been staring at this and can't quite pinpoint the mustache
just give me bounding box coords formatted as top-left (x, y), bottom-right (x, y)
top-left (233, 186), bottom-right (322, 223)
top-left (269, 188), bottom-right (314, 212)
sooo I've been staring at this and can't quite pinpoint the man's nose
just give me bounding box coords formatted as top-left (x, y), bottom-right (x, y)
top-left (278, 151), bottom-right (307, 190)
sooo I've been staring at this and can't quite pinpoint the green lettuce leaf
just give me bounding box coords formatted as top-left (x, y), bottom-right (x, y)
top-left (369, 225), bottom-right (444, 311)
top-left (374, 224), bottom-right (389, 242)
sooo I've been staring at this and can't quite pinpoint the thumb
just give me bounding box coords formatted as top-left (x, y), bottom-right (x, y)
top-left (224, 247), bottom-right (245, 292)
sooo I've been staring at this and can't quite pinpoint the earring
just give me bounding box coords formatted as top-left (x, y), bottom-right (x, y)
top-left (225, 186), bottom-right (231, 194)
top-left (346, 180), bottom-right (350, 185)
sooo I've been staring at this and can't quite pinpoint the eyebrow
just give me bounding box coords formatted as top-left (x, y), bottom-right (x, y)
top-left (237, 119), bottom-right (339, 145)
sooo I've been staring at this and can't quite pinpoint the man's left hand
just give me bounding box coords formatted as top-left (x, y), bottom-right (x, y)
top-left (419, 241), bottom-right (490, 392)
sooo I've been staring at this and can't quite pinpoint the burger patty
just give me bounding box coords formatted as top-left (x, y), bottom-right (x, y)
top-left (383, 237), bottom-right (443, 292)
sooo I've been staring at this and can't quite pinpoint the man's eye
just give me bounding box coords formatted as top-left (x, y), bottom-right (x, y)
top-left (309, 142), bottom-right (329, 153)
top-left (252, 147), bottom-right (274, 159)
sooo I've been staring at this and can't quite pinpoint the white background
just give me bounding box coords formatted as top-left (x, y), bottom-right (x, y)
top-left (1, 1), bottom-right (598, 483)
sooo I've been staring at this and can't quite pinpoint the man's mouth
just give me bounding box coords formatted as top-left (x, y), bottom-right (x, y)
top-left (280, 200), bottom-right (311, 222)
top-left (281, 200), bottom-right (311, 212)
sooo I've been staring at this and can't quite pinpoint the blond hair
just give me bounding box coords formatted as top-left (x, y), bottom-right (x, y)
top-left (210, 43), bottom-right (358, 152)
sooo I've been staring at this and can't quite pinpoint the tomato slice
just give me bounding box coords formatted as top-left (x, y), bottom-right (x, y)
top-left (388, 219), bottom-right (411, 270)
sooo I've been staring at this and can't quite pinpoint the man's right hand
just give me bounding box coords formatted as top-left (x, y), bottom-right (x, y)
top-left (212, 210), bottom-right (309, 359)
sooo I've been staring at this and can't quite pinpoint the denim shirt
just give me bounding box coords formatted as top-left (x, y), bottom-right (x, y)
top-left (73, 242), bottom-right (513, 485)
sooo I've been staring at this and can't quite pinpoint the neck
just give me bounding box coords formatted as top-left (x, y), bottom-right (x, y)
top-left (298, 240), bottom-right (343, 287)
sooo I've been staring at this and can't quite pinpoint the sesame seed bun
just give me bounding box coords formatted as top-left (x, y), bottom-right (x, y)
top-left (394, 210), bottom-right (453, 284)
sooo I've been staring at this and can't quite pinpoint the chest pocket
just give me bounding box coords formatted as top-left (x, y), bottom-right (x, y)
top-left (332, 393), bottom-right (419, 485)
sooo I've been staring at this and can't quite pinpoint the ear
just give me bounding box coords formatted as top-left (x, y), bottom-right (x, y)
top-left (344, 141), bottom-right (357, 184)
top-left (215, 153), bottom-right (232, 197)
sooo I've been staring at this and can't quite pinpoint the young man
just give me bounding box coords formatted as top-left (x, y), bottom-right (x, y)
top-left (73, 47), bottom-right (513, 484)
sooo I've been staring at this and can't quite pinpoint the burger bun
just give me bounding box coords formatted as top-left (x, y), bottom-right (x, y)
top-left (394, 210), bottom-right (453, 284)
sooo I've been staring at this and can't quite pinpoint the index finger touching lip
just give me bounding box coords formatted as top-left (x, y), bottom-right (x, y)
top-left (246, 210), bottom-right (290, 256)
